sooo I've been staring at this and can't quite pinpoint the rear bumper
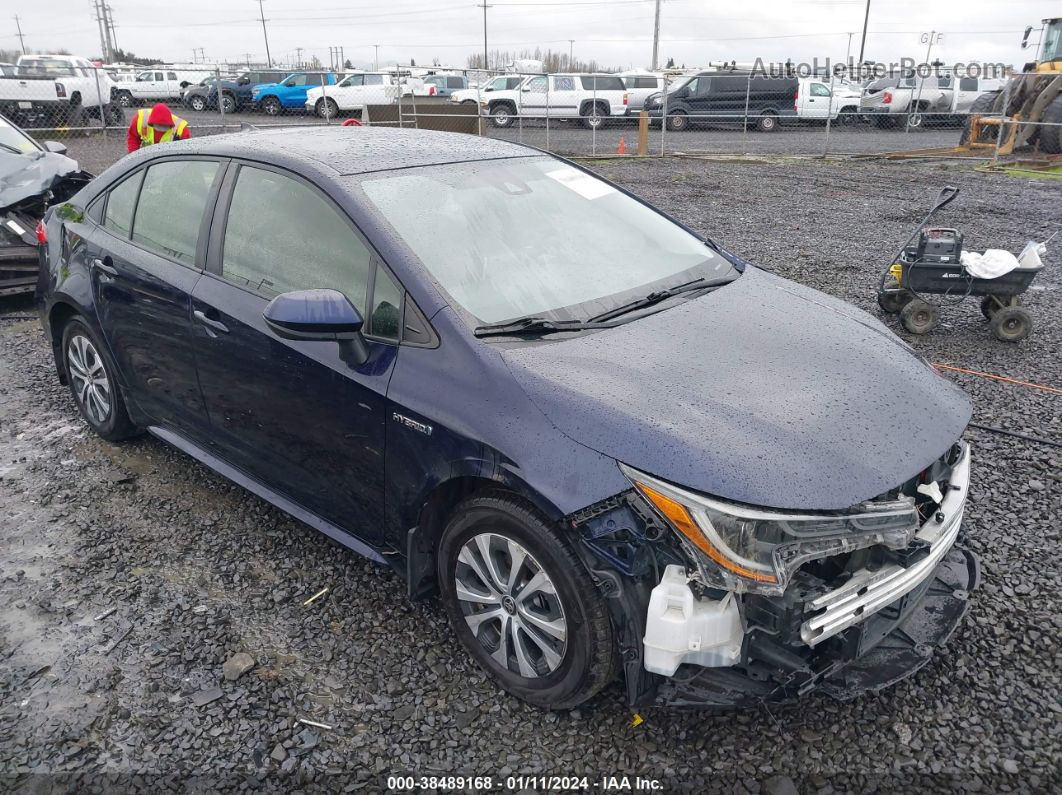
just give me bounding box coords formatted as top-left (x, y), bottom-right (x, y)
top-left (658, 544), bottom-right (979, 707)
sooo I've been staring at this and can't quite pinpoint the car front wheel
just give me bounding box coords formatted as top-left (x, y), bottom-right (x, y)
top-left (437, 493), bottom-right (616, 709)
top-left (190, 95), bottom-right (207, 112)
top-left (61, 318), bottom-right (137, 441)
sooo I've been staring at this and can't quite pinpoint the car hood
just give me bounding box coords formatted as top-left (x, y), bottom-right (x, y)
top-left (500, 268), bottom-right (970, 510)
top-left (0, 148), bottom-right (82, 210)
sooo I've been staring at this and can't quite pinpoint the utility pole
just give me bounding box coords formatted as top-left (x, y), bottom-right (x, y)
top-left (373, 44), bottom-right (379, 70)
top-left (93, 1), bottom-right (109, 63)
top-left (856, 0), bottom-right (871, 73)
top-left (650, 0), bottom-right (661, 71)
top-left (568, 39), bottom-right (574, 69)
top-left (477, 2), bottom-right (491, 71)
top-left (255, 0), bottom-right (272, 67)
top-left (106, 3), bottom-right (119, 55)
top-left (13, 15), bottom-right (26, 54)
top-left (295, 46), bottom-right (303, 67)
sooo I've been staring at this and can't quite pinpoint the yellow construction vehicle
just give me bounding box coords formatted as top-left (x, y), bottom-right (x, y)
top-left (961, 17), bottom-right (1062, 155)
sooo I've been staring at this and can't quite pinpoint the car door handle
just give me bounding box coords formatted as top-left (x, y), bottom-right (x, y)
top-left (91, 258), bottom-right (118, 277)
top-left (193, 309), bottom-right (230, 334)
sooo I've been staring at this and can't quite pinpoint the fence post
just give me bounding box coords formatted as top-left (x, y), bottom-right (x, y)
top-left (545, 74), bottom-right (551, 153)
top-left (217, 67), bottom-right (225, 131)
top-left (822, 69), bottom-right (838, 158)
top-left (592, 76), bottom-right (598, 156)
top-left (992, 76), bottom-right (1014, 166)
top-left (741, 72), bottom-right (752, 154)
top-left (94, 66), bottom-right (107, 139)
top-left (638, 111), bottom-right (649, 155)
top-left (660, 75), bottom-right (668, 156)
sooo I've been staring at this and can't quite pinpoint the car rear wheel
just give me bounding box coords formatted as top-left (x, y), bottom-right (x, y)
top-left (189, 95), bottom-right (207, 112)
top-left (437, 493), bottom-right (616, 709)
top-left (757, 111), bottom-right (779, 132)
top-left (116, 90), bottom-right (134, 108)
top-left (61, 318), bottom-right (137, 441)
top-left (220, 93), bottom-right (237, 114)
top-left (582, 104), bottom-right (607, 129)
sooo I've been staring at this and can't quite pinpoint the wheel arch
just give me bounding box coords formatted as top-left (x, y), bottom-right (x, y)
top-left (404, 471), bottom-right (565, 600)
top-left (579, 98), bottom-right (609, 115)
top-left (47, 299), bottom-right (82, 384)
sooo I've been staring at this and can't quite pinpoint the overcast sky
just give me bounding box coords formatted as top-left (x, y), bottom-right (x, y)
top-left (6, 0), bottom-right (1058, 71)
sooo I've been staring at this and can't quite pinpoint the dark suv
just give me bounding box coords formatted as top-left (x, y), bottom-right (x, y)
top-left (36, 127), bottom-right (976, 710)
top-left (646, 72), bottom-right (798, 131)
top-left (182, 70), bottom-right (288, 113)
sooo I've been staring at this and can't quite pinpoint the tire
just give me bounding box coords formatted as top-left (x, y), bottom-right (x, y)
top-left (105, 103), bottom-right (124, 125)
top-left (581, 103), bottom-right (607, 130)
top-left (220, 93), bottom-right (237, 114)
top-left (991, 306), bottom-right (1032, 343)
top-left (900, 299), bottom-right (939, 335)
top-left (960, 91), bottom-right (1001, 145)
top-left (838, 105), bottom-right (859, 125)
top-left (260, 96), bottom-right (282, 116)
top-left (316, 97), bottom-right (339, 119)
top-left (1039, 95), bottom-right (1062, 154)
top-left (61, 318), bottom-right (137, 442)
top-left (979, 295), bottom-right (1001, 320)
top-left (189, 95), bottom-right (207, 112)
top-left (489, 104), bottom-right (515, 128)
top-left (437, 493), bottom-right (616, 709)
top-left (666, 110), bottom-right (688, 131)
top-left (874, 114), bottom-right (897, 129)
top-left (116, 90), bottom-right (134, 108)
top-left (906, 103), bottom-right (927, 129)
top-left (756, 112), bottom-right (779, 132)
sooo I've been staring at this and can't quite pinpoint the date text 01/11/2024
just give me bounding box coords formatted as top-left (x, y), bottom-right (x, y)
top-left (386, 775), bottom-right (664, 790)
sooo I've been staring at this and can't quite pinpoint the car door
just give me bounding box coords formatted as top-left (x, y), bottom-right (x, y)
top-left (549, 76), bottom-right (579, 118)
top-left (88, 157), bottom-right (224, 437)
top-left (335, 73), bottom-right (363, 108)
top-left (802, 81), bottom-right (832, 119)
top-left (520, 75), bottom-right (548, 116)
top-left (190, 162), bottom-right (398, 543)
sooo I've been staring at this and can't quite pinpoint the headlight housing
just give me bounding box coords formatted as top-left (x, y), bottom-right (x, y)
top-left (620, 464), bottom-right (918, 596)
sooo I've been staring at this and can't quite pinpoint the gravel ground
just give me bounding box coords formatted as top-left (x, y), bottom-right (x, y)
top-left (53, 109), bottom-right (959, 176)
top-left (1, 156), bottom-right (1060, 792)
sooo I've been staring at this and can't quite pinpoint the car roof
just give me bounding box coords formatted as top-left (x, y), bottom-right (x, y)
top-left (160, 126), bottom-right (538, 176)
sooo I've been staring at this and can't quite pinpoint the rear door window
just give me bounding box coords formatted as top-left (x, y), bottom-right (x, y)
top-left (131, 160), bottom-right (220, 266)
top-left (220, 165), bottom-right (372, 306)
top-left (580, 76), bottom-right (625, 91)
top-left (959, 77), bottom-right (978, 92)
top-left (552, 76), bottom-right (575, 91)
top-left (103, 171), bottom-right (144, 239)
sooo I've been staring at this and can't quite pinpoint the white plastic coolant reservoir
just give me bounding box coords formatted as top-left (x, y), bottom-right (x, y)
top-left (642, 565), bottom-right (743, 677)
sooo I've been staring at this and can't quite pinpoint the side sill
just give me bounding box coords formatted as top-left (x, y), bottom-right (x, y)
top-left (147, 425), bottom-right (388, 565)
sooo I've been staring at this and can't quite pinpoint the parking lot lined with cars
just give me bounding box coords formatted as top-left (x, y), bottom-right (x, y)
top-left (2, 149), bottom-right (1058, 789)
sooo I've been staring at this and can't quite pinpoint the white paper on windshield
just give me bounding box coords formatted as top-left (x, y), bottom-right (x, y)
top-left (545, 167), bottom-right (616, 200)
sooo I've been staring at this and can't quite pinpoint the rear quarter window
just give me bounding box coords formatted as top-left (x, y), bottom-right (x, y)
top-left (580, 76), bottom-right (625, 91)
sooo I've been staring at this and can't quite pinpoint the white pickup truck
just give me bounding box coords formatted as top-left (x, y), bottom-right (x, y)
top-left (113, 68), bottom-right (217, 107)
top-left (860, 72), bottom-right (1004, 128)
top-left (305, 73), bottom-right (402, 118)
top-left (484, 73), bottom-right (629, 129)
top-left (2, 55), bottom-right (120, 127)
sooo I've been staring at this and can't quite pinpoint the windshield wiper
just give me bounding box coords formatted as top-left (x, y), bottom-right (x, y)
top-left (587, 275), bottom-right (736, 323)
top-left (473, 316), bottom-right (610, 338)
top-left (0, 142), bottom-right (26, 155)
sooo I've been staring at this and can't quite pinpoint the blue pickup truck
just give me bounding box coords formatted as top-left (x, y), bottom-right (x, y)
top-left (252, 72), bottom-right (340, 115)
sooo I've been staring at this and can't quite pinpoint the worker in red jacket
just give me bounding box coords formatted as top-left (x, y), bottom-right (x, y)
top-left (127, 102), bottom-right (191, 153)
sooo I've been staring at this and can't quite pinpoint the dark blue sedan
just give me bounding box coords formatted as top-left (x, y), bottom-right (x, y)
top-left (36, 127), bottom-right (977, 709)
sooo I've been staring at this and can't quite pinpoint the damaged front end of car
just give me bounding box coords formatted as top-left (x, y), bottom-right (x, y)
top-left (568, 441), bottom-right (977, 707)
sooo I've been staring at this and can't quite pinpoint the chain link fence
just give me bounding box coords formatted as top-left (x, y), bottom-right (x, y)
top-left (6, 64), bottom-right (1061, 170)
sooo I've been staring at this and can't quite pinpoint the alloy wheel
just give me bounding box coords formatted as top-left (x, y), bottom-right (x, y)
top-left (67, 334), bottom-right (111, 425)
top-left (455, 532), bottom-right (567, 679)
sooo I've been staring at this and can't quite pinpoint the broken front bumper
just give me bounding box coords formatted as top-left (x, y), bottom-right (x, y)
top-left (653, 444), bottom-right (976, 707)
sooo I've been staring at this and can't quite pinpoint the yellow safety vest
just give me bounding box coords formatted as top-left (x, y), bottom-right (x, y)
top-left (135, 109), bottom-right (189, 146)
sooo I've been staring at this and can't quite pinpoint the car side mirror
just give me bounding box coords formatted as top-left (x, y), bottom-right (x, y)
top-left (263, 288), bottom-right (367, 355)
top-left (521, 86), bottom-right (531, 92)
top-left (43, 140), bottom-right (67, 155)
top-left (239, 76), bottom-right (250, 84)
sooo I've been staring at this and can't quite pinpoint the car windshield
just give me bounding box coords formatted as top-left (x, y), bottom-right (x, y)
top-left (357, 157), bottom-right (734, 325)
top-left (0, 117), bottom-right (40, 155)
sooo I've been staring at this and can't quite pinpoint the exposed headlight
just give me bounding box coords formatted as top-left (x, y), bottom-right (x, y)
top-left (621, 464), bottom-right (918, 596)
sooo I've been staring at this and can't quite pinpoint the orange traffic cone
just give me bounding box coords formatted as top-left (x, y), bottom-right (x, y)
top-left (617, 136), bottom-right (627, 155)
